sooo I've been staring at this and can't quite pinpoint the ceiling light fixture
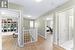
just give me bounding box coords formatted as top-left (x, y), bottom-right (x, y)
top-left (1, 11), bottom-right (5, 15)
top-left (28, 15), bottom-right (31, 17)
top-left (46, 18), bottom-right (51, 20)
top-left (35, 0), bottom-right (42, 3)
top-left (46, 17), bottom-right (53, 20)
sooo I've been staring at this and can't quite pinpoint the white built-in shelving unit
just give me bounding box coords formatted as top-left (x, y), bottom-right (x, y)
top-left (1, 18), bottom-right (18, 32)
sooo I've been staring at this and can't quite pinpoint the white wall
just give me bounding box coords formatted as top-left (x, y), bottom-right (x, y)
top-left (0, 18), bottom-right (2, 50)
top-left (36, 17), bottom-right (45, 38)
top-left (73, 6), bottom-right (75, 50)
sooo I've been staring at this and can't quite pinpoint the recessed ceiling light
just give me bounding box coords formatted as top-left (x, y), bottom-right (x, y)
top-left (46, 17), bottom-right (53, 20)
top-left (1, 11), bottom-right (5, 15)
top-left (28, 15), bottom-right (31, 17)
top-left (46, 18), bottom-right (51, 20)
top-left (35, 0), bottom-right (42, 2)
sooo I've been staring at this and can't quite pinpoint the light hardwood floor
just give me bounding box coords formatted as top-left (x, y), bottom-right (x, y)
top-left (53, 44), bottom-right (65, 50)
top-left (2, 35), bottom-right (65, 50)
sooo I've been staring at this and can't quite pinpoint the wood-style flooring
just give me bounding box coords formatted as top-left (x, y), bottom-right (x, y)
top-left (2, 35), bottom-right (65, 50)
top-left (53, 44), bottom-right (65, 50)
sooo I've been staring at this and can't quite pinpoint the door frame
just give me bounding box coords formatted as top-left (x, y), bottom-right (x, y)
top-left (54, 6), bottom-right (74, 46)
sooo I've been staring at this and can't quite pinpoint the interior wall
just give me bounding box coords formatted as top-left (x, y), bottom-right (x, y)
top-left (36, 13), bottom-right (53, 38)
top-left (8, 3), bottom-right (24, 11)
top-left (23, 18), bottom-right (35, 30)
top-left (36, 17), bottom-right (45, 38)
top-left (0, 18), bottom-right (2, 50)
top-left (23, 18), bottom-right (30, 30)
top-left (74, 6), bottom-right (75, 50)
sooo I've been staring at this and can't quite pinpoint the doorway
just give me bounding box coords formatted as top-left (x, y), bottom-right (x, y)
top-left (55, 8), bottom-right (74, 50)
top-left (45, 17), bottom-right (53, 39)
top-left (0, 9), bottom-right (20, 50)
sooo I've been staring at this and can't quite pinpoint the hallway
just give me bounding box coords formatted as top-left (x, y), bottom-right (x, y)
top-left (0, 0), bottom-right (75, 50)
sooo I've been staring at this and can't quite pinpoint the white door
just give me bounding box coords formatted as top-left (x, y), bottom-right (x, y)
top-left (58, 12), bottom-right (69, 45)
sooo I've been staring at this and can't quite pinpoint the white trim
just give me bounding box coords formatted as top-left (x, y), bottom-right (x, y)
top-left (55, 6), bottom-right (74, 14)
top-left (0, 8), bottom-right (21, 12)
